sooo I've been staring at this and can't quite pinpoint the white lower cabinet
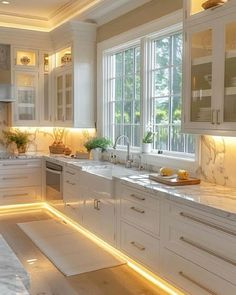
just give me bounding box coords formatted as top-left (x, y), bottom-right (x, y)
top-left (161, 248), bottom-right (236, 295)
top-left (0, 159), bottom-right (42, 205)
top-left (0, 186), bottom-right (41, 205)
top-left (83, 194), bottom-right (115, 245)
top-left (121, 221), bottom-right (159, 272)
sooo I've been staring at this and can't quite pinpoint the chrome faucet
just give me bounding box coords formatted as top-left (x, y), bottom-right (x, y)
top-left (113, 135), bottom-right (132, 168)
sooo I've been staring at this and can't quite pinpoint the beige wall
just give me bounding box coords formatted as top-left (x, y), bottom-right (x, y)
top-left (97, 0), bottom-right (183, 43)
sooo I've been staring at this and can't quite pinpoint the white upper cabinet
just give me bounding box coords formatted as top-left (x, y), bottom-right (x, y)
top-left (183, 0), bottom-right (236, 135)
top-left (51, 22), bottom-right (96, 128)
top-left (11, 21), bottom-right (96, 128)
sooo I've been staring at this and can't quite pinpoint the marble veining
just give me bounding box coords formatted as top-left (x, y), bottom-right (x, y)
top-left (118, 174), bottom-right (236, 221)
top-left (42, 155), bottom-right (236, 221)
top-left (0, 235), bottom-right (29, 294)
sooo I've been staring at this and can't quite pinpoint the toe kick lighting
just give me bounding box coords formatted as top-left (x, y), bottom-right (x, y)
top-left (45, 203), bottom-right (184, 295)
top-left (0, 202), bottom-right (184, 295)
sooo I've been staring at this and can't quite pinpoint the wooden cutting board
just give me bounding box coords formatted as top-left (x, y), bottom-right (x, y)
top-left (149, 174), bottom-right (201, 186)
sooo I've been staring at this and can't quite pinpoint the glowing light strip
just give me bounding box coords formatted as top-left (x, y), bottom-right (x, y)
top-left (0, 202), bottom-right (44, 212)
top-left (45, 204), bottom-right (184, 295)
top-left (0, 202), bottom-right (184, 294)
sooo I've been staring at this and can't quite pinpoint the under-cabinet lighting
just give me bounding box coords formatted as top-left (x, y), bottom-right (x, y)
top-left (1, 1), bottom-right (10, 4)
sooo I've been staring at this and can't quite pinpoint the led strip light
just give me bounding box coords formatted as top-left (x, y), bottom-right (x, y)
top-left (0, 202), bottom-right (184, 295)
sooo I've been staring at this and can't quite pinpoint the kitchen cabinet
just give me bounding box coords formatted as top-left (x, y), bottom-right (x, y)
top-left (54, 67), bottom-right (73, 125)
top-left (52, 34), bottom-right (96, 128)
top-left (115, 181), bottom-right (160, 273)
top-left (13, 70), bottom-right (39, 124)
top-left (0, 159), bottom-right (42, 205)
top-left (13, 49), bottom-right (52, 126)
top-left (160, 200), bottom-right (236, 295)
top-left (63, 166), bottom-right (83, 223)
top-left (183, 0), bottom-right (236, 135)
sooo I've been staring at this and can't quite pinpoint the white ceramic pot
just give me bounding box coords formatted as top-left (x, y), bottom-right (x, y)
top-left (142, 143), bottom-right (152, 154)
top-left (91, 148), bottom-right (102, 160)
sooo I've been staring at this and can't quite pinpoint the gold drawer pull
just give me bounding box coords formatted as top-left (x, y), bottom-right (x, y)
top-left (130, 193), bottom-right (145, 201)
top-left (130, 241), bottom-right (146, 251)
top-left (2, 176), bottom-right (28, 180)
top-left (179, 271), bottom-right (218, 295)
top-left (66, 180), bottom-right (76, 185)
top-left (180, 236), bottom-right (236, 266)
top-left (180, 212), bottom-right (236, 237)
top-left (2, 163), bottom-right (28, 166)
top-left (66, 171), bottom-right (75, 175)
top-left (130, 206), bottom-right (145, 214)
top-left (3, 193), bottom-right (28, 198)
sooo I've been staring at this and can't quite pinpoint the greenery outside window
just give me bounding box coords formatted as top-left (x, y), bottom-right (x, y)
top-left (102, 25), bottom-right (195, 159)
top-left (150, 32), bottom-right (195, 154)
top-left (106, 45), bottom-right (141, 147)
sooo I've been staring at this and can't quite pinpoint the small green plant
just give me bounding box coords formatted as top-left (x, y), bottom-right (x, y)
top-left (3, 129), bottom-right (30, 150)
top-left (142, 131), bottom-right (155, 144)
top-left (84, 137), bottom-right (111, 152)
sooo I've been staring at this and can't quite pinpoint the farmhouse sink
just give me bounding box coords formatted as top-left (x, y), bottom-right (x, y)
top-left (86, 165), bottom-right (140, 180)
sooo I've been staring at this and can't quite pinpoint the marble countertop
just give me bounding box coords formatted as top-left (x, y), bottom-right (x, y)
top-left (2, 154), bottom-right (236, 222)
top-left (0, 235), bottom-right (29, 295)
top-left (117, 174), bottom-right (236, 221)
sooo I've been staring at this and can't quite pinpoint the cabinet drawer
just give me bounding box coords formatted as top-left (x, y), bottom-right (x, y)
top-left (0, 159), bottom-right (41, 169)
top-left (0, 168), bottom-right (41, 188)
top-left (162, 249), bottom-right (236, 295)
top-left (120, 221), bottom-right (159, 271)
top-left (119, 185), bottom-right (159, 209)
top-left (0, 186), bottom-right (41, 205)
top-left (164, 202), bottom-right (236, 284)
top-left (121, 198), bottom-right (159, 236)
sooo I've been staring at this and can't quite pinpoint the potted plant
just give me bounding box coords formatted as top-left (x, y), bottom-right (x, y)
top-left (2, 129), bottom-right (30, 154)
top-left (84, 137), bottom-right (111, 160)
top-left (142, 131), bottom-right (154, 153)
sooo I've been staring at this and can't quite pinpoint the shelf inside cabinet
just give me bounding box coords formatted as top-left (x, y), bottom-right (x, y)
top-left (192, 56), bottom-right (212, 65)
top-left (192, 89), bottom-right (211, 97)
top-left (225, 87), bottom-right (236, 95)
top-left (226, 51), bottom-right (236, 59)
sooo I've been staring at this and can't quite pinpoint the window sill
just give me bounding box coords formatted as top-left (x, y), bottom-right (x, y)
top-left (106, 147), bottom-right (199, 173)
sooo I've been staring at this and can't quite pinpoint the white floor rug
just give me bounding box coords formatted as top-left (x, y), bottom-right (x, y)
top-left (18, 219), bottom-right (125, 276)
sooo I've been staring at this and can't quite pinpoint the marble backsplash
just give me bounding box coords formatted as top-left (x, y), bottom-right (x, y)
top-left (199, 135), bottom-right (236, 188)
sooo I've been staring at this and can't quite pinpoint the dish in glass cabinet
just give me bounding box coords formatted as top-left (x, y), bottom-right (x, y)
top-left (202, 0), bottom-right (228, 10)
top-left (61, 53), bottom-right (71, 65)
top-left (20, 56), bottom-right (30, 65)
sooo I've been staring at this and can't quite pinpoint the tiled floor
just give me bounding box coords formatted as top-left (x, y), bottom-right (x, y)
top-left (0, 209), bottom-right (168, 295)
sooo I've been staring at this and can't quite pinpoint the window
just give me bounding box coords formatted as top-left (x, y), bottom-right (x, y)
top-left (106, 45), bottom-right (141, 147)
top-left (102, 24), bottom-right (195, 157)
top-left (150, 33), bottom-right (195, 154)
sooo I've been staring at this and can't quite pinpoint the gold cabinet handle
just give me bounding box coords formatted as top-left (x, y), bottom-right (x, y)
top-left (130, 206), bottom-right (145, 214)
top-left (66, 171), bottom-right (75, 175)
top-left (180, 236), bottom-right (236, 266)
top-left (179, 212), bottom-right (236, 237)
top-left (66, 180), bottom-right (75, 185)
top-left (179, 271), bottom-right (218, 295)
top-left (3, 193), bottom-right (28, 198)
top-left (130, 241), bottom-right (146, 251)
top-left (130, 193), bottom-right (145, 201)
top-left (216, 109), bottom-right (220, 125)
top-left (2, 176), bottom-right (28, 180)
top-left (211, 109), bottom-right (215, 124)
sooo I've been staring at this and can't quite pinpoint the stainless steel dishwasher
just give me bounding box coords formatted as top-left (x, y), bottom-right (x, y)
top-left (46, 161), bottom-right (63, 203)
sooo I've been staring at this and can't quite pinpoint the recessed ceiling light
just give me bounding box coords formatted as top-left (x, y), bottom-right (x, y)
top-left (2, 1), bottom-right (10, 4)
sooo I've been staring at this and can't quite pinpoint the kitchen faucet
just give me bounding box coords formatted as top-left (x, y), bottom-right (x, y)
top-left (113, 135), bottom-right (132, 168)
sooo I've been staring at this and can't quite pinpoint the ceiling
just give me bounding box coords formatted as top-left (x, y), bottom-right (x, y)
top-left (0, 0), bottom-right (151, 31)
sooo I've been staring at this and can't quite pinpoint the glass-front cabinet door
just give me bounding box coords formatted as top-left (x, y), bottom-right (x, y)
top-left (185, 26), bottom-right (214, 129)
top-left (14, 71), bottom-right (38, 124)
top-left (55, 69), bottom-right (73, 125)
top-left (223, 21), bottom-right (236, 124)
top-left (56, 74), bottom-right (63, 121)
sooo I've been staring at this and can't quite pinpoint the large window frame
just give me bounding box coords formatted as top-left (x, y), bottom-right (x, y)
top-left (97, 11), bottom-right (199, 168)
